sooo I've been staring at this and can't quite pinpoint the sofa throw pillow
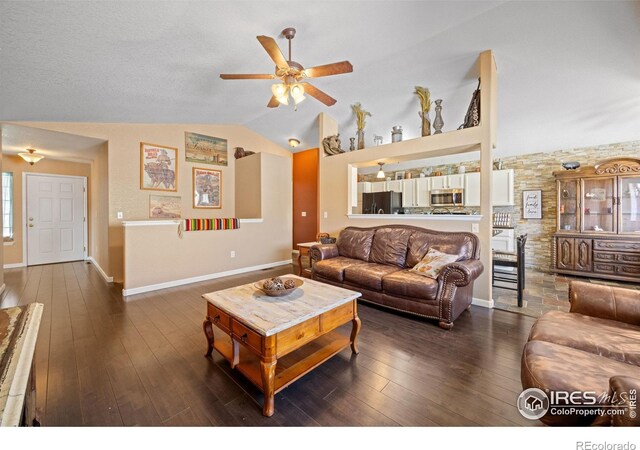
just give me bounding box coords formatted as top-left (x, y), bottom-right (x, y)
top-left (410, 248), bottom-right (458, 279)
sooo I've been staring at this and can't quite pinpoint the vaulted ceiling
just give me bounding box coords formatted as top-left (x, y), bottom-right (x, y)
top-left (1, 1), bottom-right (639, 157)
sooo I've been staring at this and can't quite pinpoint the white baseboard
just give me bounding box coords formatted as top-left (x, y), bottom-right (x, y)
top-left (472, 297), bottom-right (495, 308)
top-left (86, 257), bottom-right (114, 283)
top-left (0, 283), bottom-right (5, 297)
top-left (3, 262), bottom-right (26, 269)
top-left (122, 259), bottom-right (293, 296)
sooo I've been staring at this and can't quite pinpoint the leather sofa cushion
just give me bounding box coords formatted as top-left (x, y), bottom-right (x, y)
top-left (337, 228), bottom-right (375, 261)
top-left (314, 257), bottom-right (368, 283)
top-left (344, 263), bottom-right (401, 291)
top-left (529, 310), bottom-right (640, 366)
top-left (382, 270), bottom-right (439, 300)
top-left (369, 228), bottom-right (413, 267)
top-left (522, 340), bottom-right (640, 426)
top-left (406, 230), bottom-right (476, 268)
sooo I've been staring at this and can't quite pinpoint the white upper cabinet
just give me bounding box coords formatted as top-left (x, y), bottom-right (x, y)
top-left (462, 169), bottom-right (515, 207)
top-left (492, 169), bottom-right (515, 206)
top-left (464, 172), bottom-right (481, 207)
top-left (402, 179), bottom-right (415, 208)
top-left (386, 180), bottom-right (403, 192)
top-left (415, 177), bottom-right (430, 207)
top-left (431, 174), bottom-right (464, 190)
top-left (357, 182), bottom-right (371, 195)
top-left (370, 181), bottom-right (387, 192)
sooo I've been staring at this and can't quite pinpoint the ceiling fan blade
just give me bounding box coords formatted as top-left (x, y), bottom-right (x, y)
top-left (220, 73), bottom-right (275, 80)
top-left (304, 61), bottom-right (353, 78)
top-left (256, 35), bottom-right (289, 69)
top-left (301, 82), bottom-right (337, 106)
top-left (267, 96), bottom-right (280, 108)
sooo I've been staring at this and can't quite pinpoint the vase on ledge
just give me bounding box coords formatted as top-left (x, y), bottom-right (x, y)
top-left (433, 99), bottom-right (444, 134)
top-left (357, 129), bottom-right (365, 150)
top-left (419, 111), bottom-right (431, 137)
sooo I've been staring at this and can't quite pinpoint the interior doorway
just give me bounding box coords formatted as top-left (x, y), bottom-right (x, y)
top-left (24, 173), bottom-right (87, 266)
top-left (292, 148), bottom-right (319, 247)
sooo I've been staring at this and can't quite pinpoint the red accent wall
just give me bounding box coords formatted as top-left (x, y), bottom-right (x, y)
top-left (292, 148), bottom-right (319, 247)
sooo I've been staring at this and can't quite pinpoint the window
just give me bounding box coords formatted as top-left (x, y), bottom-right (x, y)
top-left (2, 172), bottom-right (13, 241)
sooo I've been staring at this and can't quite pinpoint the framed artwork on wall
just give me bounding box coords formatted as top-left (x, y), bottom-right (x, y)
top-left (523, 190), bottom-right (542, 219)
top-left (140, 142), bottom-right (178, 191)
top-left (185, 131), bottom-right (228, 166)
top-left (149, 195), bottom-right (182, 219)
top-left (394, 171), bottom-right (406, 180)
top-left (193, 167), bottom-right (222, 209)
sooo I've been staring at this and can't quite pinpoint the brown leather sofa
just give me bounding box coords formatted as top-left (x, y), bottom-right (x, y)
top-left (521, 281), bottom-right (640, 426)
top-left (309, 225), bottom-right (484, 329)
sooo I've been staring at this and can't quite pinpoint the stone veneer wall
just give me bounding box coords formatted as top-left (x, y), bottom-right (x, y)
top-left (361, 140), bottom-right (640, 270)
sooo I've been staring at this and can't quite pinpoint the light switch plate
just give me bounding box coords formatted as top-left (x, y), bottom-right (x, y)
top-left (323, 211), bottom-right (328, 219)
top-left (472, 223), bottom-right (479, 233)
top-left (117, 211), bottom-right (123, 219)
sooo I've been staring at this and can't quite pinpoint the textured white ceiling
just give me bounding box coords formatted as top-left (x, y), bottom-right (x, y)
top-left (1, 1), bottom-right (639, 157)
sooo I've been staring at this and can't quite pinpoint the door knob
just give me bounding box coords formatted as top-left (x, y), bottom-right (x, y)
top-left (29, 217), bottom-right (34, 221)
top-left (28, 224), bottom-right (34, 228)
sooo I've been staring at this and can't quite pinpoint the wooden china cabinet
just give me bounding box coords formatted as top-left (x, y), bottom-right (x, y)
top-left (552, 158), bottom-right (640, 282)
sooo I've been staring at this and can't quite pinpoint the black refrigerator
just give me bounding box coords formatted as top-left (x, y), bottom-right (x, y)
top-left (362, 192), bottom-right (402, 214)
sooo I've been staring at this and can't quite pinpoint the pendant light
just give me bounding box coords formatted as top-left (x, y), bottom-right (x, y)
top-left (18, 148), bottom-right (45, 165)
top-left (376, 162), bottom-right (385, 179)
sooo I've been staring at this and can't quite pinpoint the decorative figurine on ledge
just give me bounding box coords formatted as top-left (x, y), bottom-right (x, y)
top-left (374, 135), bottom-right (383, 146)
top-left (433, 99), bottom-right (444, 134)
top-left (414, 86), bottom-right (432, 137)
top-left (349, 137), bottom-right (356, 151)
top-left (351, 102), bottom-right (372, 150)
top-left (322, 134), bottom-right (345, 156)
top-left (234, 147), bottom-right (256, 159)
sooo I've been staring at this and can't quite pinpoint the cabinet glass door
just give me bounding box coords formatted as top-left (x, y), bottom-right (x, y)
top-left (558, 179), bottom-right (579, 232)
top-left (619, 175), bottom-right (640, 234)
top-left (581, 177), bottom-right (616, 233)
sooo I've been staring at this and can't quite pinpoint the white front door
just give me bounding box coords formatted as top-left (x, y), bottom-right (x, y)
top-left (26, 174), bottom-right (86, 266)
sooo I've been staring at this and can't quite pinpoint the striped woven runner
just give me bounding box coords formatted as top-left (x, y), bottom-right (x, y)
top-left (178, 218), bottom-right (240, 238)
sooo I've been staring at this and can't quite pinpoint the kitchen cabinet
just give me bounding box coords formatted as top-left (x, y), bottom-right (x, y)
top-left (386, 180), bottom-right (403, 192)
top-left (492, 169), bottom-right (515, 206)
top-left (370, 181), bottom-right (386, 193)
top-left (401, 178), bottom-right (430, 208)
top-left (462, 170), bottom-right (514, 207)
top-left (553, 158), bottom-right (640, 282)
top-left (356, 182), bottom-right (372, 214)
top-left (464, 172), bottom-right (480, 206)
top-left (430, 174), bottom-right (464, 190)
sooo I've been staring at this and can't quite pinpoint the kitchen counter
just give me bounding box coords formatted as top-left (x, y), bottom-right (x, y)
top-left (347, 213), bottom-right (482, 222)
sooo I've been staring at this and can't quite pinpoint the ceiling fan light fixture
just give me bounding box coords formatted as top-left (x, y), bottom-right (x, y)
top-left (18, 148), bottom-right (44, 165)
top-left (376, 162), bottom-right (385, 179)
top-left (271, 83), bottom-right (289, 104)
top-left (290, 83), bottom-right (305, 104)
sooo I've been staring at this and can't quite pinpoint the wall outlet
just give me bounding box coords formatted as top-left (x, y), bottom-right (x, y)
top-left (117, 211), bottom-right (123, 219)
top-left (301, 211), bottom-right (307, 217)
top-left (471, 223), bottom-right (480, 233)
top-left (230, 251), bottom-right (236, 258)
top-left (323, 211), bottom-right (328, 219)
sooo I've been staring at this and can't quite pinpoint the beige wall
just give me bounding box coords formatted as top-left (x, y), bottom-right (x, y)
top-left (0, 134), bottom-right (3, 288)
top-left (89, 143), bottom-right (110, 275)
top-left (2, 155), bottom-right (92, 265)
top-left (123, 152), bottom-right (292, 292)
top-left (12, 122), bottom-right (291, 282)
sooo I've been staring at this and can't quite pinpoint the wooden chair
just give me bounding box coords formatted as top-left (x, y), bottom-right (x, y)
top-left (492, 234), bottom-right (527, 307)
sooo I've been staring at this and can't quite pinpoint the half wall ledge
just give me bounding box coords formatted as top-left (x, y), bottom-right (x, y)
top-left (347, 214), bottom-right (482, 222)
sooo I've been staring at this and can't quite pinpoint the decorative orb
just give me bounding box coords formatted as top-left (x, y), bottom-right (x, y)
top-left (263, 280), bottom-right (275, 290)
top-left (561, 161), bottom-right (580, 170)
top-left (284, 279), bottom-right (296, 289)
top-left (272, 279), bottom-right (285, 290)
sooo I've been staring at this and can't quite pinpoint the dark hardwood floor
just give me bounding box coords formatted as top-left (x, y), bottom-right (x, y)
top-left (0, 261), bottom-right (539, 426)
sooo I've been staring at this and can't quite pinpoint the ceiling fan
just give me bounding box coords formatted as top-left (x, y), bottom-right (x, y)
top-left (220, 27), bottom-right (353, 108)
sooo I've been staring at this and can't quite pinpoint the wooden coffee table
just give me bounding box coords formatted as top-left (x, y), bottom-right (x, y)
top-left (202, 276), bottom-right (362, 417)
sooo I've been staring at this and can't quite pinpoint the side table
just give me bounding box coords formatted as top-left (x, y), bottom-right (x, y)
top-left (296, 241), bottom-right (319, 278)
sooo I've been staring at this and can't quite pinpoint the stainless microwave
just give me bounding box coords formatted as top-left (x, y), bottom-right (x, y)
top-left (430, 189), bottom-right (464, 207)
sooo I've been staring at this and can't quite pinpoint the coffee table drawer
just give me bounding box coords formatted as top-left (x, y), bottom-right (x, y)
top-left (231, 319), bottom-right (263, 354)
top-left (276, 317), bottom-right (320, 356)
top-left (208, 304), bottom-right (230, 333)
top-left (322, 302), bottom-right (354, 333)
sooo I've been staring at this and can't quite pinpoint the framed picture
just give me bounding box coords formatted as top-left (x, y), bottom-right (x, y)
top-left (394, 171), bottom-right (406, 180)
top-left (523, 190), bottom-right (542, 219)
top-left (193, 167), bottom-right (221, 209)
top-left (149, 195), bottom-right (182, 219)
top-left (140, 142), bottom-right (178, 191)
top-left (185, 131), bottom-right (228, 166)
